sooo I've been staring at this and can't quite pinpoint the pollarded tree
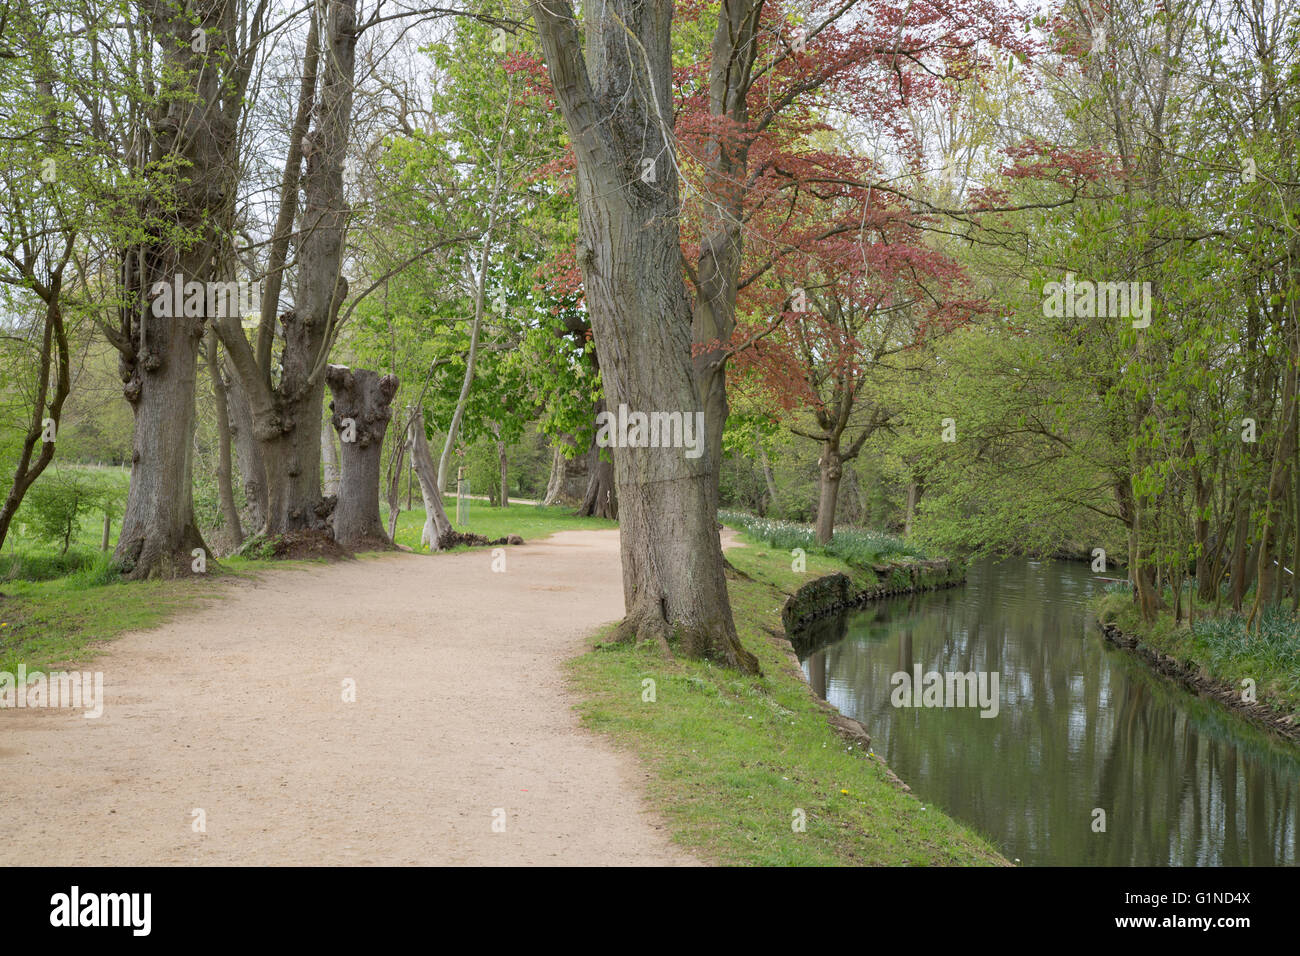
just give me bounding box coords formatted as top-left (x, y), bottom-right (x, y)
top-left (327, 365), bottom-right (399, 547)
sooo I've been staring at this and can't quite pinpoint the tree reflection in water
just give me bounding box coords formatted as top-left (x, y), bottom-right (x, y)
top-left (796, 557), bottom-right (1300, 866)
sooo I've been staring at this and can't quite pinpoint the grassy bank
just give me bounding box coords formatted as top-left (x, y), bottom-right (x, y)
top-left (1095, 590), bottom-right (1300, 720)
top-left (722, 528), bottom-right (880, 594)
top-left (567, 535), bottom-right (1005, 866)
top-left (0, 575), bottom-right (216, 674)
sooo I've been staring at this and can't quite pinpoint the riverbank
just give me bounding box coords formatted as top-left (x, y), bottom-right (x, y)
top-left (1094, 592), bottom-right (1300, 743)
top-left (568, 533), bottom-right (1004, 865)
top-left (778, 557), bottom-right (965, 632)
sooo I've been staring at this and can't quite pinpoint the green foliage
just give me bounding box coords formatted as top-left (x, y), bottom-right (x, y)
top-left (0, 548), bottom-right (103, 583)
top-left (22, 469), bottom-right (117, 554)
top-left (1193, 607), bottom-right (1300, 698)
top-left (64, 551), bottom-right (122, 588)
top-left (462, 439), bottom-right (502, 504)
top-left (344, 13), bottom-right (585, 508)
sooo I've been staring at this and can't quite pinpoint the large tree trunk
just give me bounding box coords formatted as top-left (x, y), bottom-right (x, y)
top-left (542, 439), bottom-right (589, 506)
top-left (409, 412), bottom-right (456, 550)
top-left (533, 1), bottom-right (756, 672)
top-left (212, 2), bottom-right (350, 537)
top-left (327, 366), bottom-right (398, 548)
top-left (205, 330), bottom-right (243, 553)
top-left (114, 1), bottom-right (242, 579)
top-left (816, 440), bottom-right (842, 546)
top-left (115, 260), bottom-right (210, 577)
top-left (579, 445), bottom-right (617, 519)
top-left (257, 370), bottom-right (330, 534)
top-left (225, 365), bottom-right (267, 534)
top-left (322, 419), bottom-right (342, 497)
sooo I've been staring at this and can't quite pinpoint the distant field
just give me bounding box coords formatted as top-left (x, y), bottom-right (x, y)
top-left (383, 497), bottom-right (617, 551)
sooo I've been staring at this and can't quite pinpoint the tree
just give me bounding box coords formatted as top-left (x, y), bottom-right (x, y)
top-left (677, 0), bottom-right (1034, 517)
top-left (25, 469), bottom-right (111, 555)
top-left (731, 173), bottom-right (981, 543)
top-left (326, 365), bottom-right (398, 547)
top-left (108, 0), bottom-right (255, 578)
top-left (532, 0), bottom-right (757, 670)
top-left (215, 3), bottom-right (348, 538)
top-left (0, 2), bottom-right (90, 555)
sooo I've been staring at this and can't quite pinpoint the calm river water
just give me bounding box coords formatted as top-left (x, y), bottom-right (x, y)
top-left (794, 556), bottom-right (1300, 865)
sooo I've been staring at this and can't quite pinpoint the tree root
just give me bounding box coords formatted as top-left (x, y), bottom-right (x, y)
top-left (613, 603), bottom-right (760, 675)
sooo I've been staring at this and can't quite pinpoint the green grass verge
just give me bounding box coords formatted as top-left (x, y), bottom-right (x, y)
top-left (723, 531), bottom-right (880, 595)
top-left (1095, 590), bottom-right (1300, 718)
top-left (0, 573), bottom-right (217, 674)
top-left (567, 538), bottom-right (1006, 866)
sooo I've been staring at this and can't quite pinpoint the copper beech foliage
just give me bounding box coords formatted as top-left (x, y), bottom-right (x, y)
top-left (511, 0), bottom-right (1043, 417)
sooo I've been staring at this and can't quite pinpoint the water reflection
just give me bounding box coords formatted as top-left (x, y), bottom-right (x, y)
top-left (796, 557), bottom-right (1300, 866)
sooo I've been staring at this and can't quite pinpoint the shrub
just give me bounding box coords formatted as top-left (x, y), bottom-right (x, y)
top-left (22, 470), bottom-right (114, 554)
top-left (65, 551), bottom-right (122, 588)
top-left (0, 548), bottom-right (99, 582)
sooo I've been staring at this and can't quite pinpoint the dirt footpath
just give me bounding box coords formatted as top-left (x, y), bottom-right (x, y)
top-left (0, 530), bottom-right (696, 866)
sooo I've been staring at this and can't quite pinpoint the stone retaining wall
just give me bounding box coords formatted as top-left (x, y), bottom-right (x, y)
top-left (781, 558), bottom-right (966, 633)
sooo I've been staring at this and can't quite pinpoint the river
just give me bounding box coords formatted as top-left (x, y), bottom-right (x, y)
top-left (794, 556), bottom-right (1300, 865)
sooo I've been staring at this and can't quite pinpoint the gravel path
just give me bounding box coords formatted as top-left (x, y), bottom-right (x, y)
top-left (0, 530), bottom-right (696, 866)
